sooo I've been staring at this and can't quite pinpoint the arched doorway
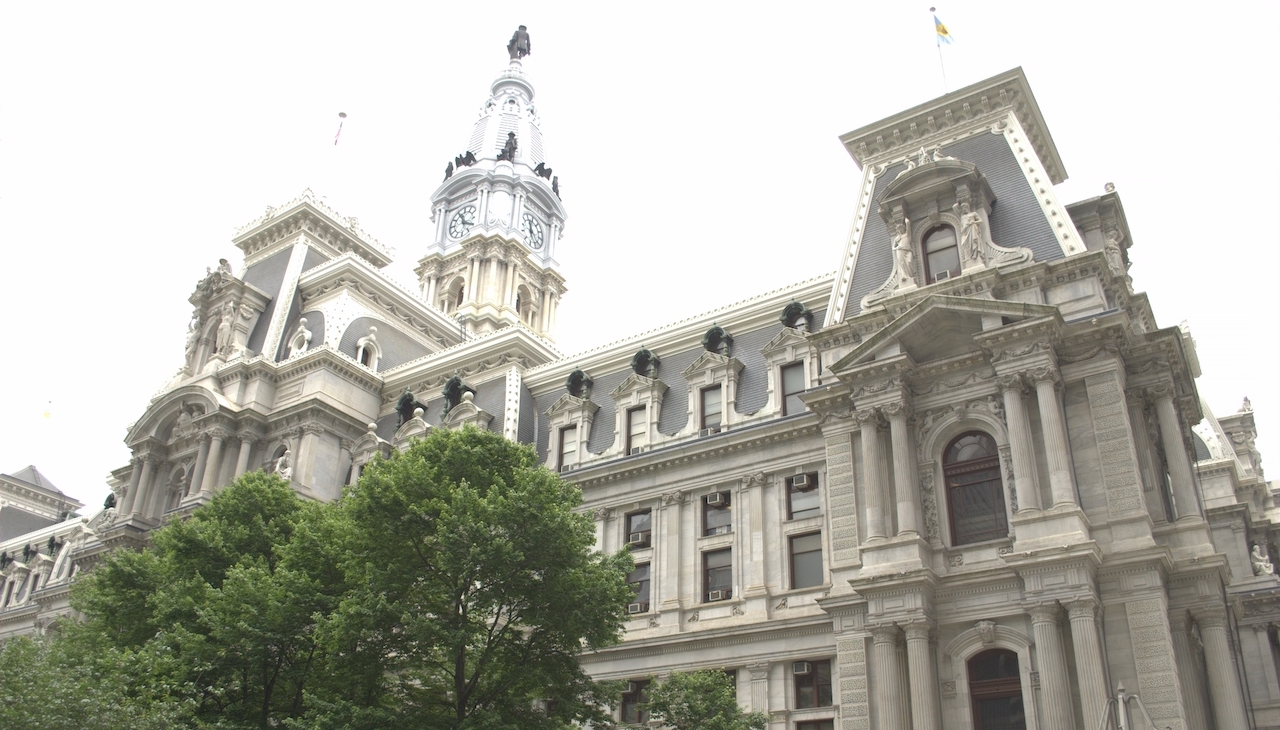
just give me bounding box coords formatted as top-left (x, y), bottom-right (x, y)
top-left (968, 649), bottom-right (1025, 730)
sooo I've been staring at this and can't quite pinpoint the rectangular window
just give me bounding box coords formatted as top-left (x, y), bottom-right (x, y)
top-left (701, 385), bottom-right (723, 431)
top-left (559, 425), bottom-right (577, 469)
top-left (787, 473), bottom-right (821, 520)
top-left (626, 510), bottom-right (652, 547)
top-left (704, 548), bottom-right (732, 601)
top-left (621, 679), bottom-right (650, 723)
top-left (796, 721), bottom-right (835, 730)
top-left (30, 574), bottom-right (40, 593)
top-left (626, 406), bottom-right (648, 453)
top-left (794, 659), bottom-right (833, 708)
top-left (628, 563), bottom-right (650, 610)
top-left (790, 533), bottom-right (824, 589)
top-left (703, 492), bottom-right (732, 536)
top-left (781, 362), bottom-right (806, 416)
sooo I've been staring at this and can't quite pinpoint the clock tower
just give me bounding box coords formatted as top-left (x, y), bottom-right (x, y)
top-left (416, 27), bottom-right (567, 341)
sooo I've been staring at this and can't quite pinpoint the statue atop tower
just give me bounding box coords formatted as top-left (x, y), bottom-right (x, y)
top-left (507, 25), bottom-right (531, 61)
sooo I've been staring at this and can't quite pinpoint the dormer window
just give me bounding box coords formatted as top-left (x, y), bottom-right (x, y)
top-left (701, 385), bottom-right (723, 432)
top-left (354, 326), bottom-right (380, 370)
top-left (626, 406), bottom-right (648, 454)
top-left (923, 225), bottom-right (961, 283)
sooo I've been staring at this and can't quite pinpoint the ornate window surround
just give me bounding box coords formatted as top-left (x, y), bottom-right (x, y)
top-left (680, 351), bottom-right (744, 436)
top-left (943, 622), bottom-right (1037, 729)
top-left (546, 392), bottom-right (599, 471)
top-left (609, 373), bottom-right (667, 457)
top-left (917, 404), bottom-right (1012, 548)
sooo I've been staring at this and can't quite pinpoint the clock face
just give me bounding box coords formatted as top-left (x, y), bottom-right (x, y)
top-left (521, 213), bottom-right (544, 249)
top-left (449, 205), bottom-right (477, 239)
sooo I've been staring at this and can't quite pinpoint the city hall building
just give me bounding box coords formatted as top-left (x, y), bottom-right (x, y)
top-left (1, 33), bottom-right (1275, 730)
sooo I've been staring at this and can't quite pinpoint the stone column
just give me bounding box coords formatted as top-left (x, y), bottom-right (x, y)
top-left (747, 662), bottom-right (770, 713)
top-left (131, 456), bottom-right (157, 519)
top-left (871, 625), bottom-right (907, 730)
top-left (1030, 367), bottom-right (1076, 508)
top-left (1194, 607), bottom-right (1248, 730)
top-left (742, 474), bottom-right (767, 596)
top-left (486, 256), bottom-right (501, 303)
top-left (1066, 598), bottom-right (1108, 729)
top-left (856, 408), bottom-right (887, 540)
top-left (884, 402), bottom-right (919, 537)
top-left (1028, 603), bottom-right (1076, 730)
top-left (1149, 383), bottom-right (1200, 520)
top-left (186, 435), bottom-right (210, 498)
top-left (659, 491), bottom-right (684, 610)
top-left (905, 621), bottom-right (941, 730)
top-left (540, 289), bottom-right (552, 334)
top-left (1168, 611), bottom-right (1211, 730)
top-left (233, 434), bottom-right (254, 478)
top-left (998, 374), bottom-right (1042, 511)
top-left (200, 431), bottom-right (227, 495)
top-left (120, 457), bottom-right (143, 514)
top-left (1125, 391), bottom-right (1162, 510)
top-left (466, 256), bottom-right (480, 303)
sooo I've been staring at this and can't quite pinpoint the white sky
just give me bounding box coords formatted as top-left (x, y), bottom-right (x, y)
top-left (1, 2), bottom-right (1276, 510)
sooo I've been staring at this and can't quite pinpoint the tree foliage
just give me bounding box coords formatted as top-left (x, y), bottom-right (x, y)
top-left (62, 427), bottom-right (631, 730)
top-left (645, 670), bottom-right (769, 730)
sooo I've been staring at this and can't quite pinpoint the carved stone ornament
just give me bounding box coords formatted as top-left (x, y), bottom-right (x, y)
top-left (881, 400), bottom-right (912, 421)
top-left (741, 472), bottom-right (766, 490)
top-left (1066, 598), bottom-right (1097, 619)
top-left (661, 491), bottom-right (687, 506)
top-left (919, 464), bottom-right (939, 541)
top-left (975, 620), bottom-right (997, 645)
top-left (1253, 544), bottom-right (1275, 576)
top-left (998, 445), bottom-right (1017, 512)
top-left (1028, 365), bottom-right (1060, 386)
top-left (592, 507), bottom-right (613, 522)
top-left (941, 680), bottom-right (957, 698)
top-left (862, 216), bottom-right (919, 308)
top-left (854, 407), bottom-right (883, 429)
top-left (687, 610), bottom-right (700, 623)
top-left (648, 614), bottom-right (660, 629)
top-left (995, 373), bottom-right (1027, 393)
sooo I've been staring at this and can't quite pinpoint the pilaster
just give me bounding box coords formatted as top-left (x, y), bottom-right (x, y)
top-left (1027, 602), bottom-right (1075, 730)
top-left (1193, 607), bottom-right (1248, 730)
top-left (822, 424), bottom-right (861, 568)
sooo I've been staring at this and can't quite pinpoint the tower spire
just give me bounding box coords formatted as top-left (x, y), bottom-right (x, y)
top-left (416, 27), bottom-right (567, 341)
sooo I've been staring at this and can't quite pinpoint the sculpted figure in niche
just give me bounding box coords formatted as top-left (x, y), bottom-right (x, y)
top-left (183, 317), bottom-right (201, 370)
top-left (957, 202), bottom-right (986, 265)
top-left (891, 218), bottom-right (916, 287)
top-left (275, 448), bottom-right (293, 481)
top-left (1253, 544), bottom-right (1274, 576)
top-left (214, 302), bottom-right (235, 354)
top-left (631, 347), bottom-right (659, 378)
top-left (1103, 229), bottom-right (1125, 276)
top-left (496, 132), bottom-right (518, 163)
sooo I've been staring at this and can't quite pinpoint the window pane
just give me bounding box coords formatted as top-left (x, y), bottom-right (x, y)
top-left (705, 549), bottom-right (732, 598)
top-left (628, 564), bottom-right (650, 604)
top-left (621, 680), bottom-right (649, 723)
top-left (559, 425), bottom-right (576, 462)
top-left (925, 227), bottom-right (957, 253)
top-left (628, 407), bottom-right (647, 449)
top-left (705, 495), bottom-right (732, 535)
top-left (782, 363), bottom-right (805, 416)
top-left (795, 659), bottom-right (832, 708)
top-left (791, 533), bottom-right (824, 589)
top-left (928, 246), bottom-right (960, 278)
top-left (789, 479), bottom-right (821, 519)
top-left (628, 511), bottom-right (651, 534)
top-left (702, 386), bottom-right (722, 429)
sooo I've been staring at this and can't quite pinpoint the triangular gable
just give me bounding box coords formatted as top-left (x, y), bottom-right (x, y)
top-left (680, 351), bottom-right (743, 378)
top-left (760, 327), bottom-right (809, 359)
top-left (831, 295), bottom-right (1060, 373)
top-left (5, 466), bottom-right (61, 495)
top-left (610, 373), bottom-right (668, 400)
top-left (546, 393), bottom-right (600, 419)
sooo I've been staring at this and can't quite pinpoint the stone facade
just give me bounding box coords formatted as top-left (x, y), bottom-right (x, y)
top-left (1, 40), bottom-right (1277, 730)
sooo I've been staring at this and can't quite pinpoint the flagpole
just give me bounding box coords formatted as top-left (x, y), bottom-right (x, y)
top-left (931, 7), bottom-right (948, 94)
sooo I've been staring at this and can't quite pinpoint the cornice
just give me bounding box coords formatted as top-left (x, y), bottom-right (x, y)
top-left (233, 189), bottom-right (393, 268)
top-left (839, 67), bottom-right (1066, 186)
top-left (271, 346), bottom-right (384, 395)
top-left (578, 615), bottom-right (835, 665)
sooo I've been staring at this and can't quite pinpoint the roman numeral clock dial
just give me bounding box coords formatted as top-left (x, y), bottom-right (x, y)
top-left (449, 205), bottom-right (477, 239)
top-left (521, 212), bottom-right (544, 249)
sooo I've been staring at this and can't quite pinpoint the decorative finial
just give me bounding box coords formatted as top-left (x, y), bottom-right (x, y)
top-left (1104, 181), bottom-right (1116, 193)
top-left (507, 25), bottom-right (531, 61)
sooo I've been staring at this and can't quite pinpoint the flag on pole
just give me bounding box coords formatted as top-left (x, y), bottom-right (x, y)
top-left (334, 112), bottom-right (347, 146)
top-left (932, 11), bottom-right (953, 45)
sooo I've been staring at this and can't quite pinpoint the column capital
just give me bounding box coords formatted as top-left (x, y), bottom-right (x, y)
top-left (882, 400), bottom-right (912, 421)
top-left (1193, 606), bottom-right (1229, 629)
top-left (591, 507), bottom-right (615, 522)
top-left (660, 490), bottom-right (687, 507)
top-left (854, 407), bottom-right (884, 428)
top-left (1065, 597), bottom-right (1098, 619)
top-left (904, 620), bottom-right (934, 641)
top-left (236, 429), bottom-right (262, 443)
top-left (207, 425), bottom-right (234, 441)
top-left (747, 661), bottom-right (770, 681)
top-left (870, 623), bottom-right (901, 643)
top-left (741, 472), bottom-right (767, 491)
top-left (1026, 602), bottom-right (1061, 624)
top-left (996, 373), bottom-right (1027, 393)
top-left (1145, 381), bottom-right (1176, 402)
top-left (196, 431), bottom-right (213, 445)
top-left (1027, 365), bottom-right (1061, 386)
top-left (141, 453), bottom-right (166, 467)
top-left (1167, 610), bottom-right (1191, 634)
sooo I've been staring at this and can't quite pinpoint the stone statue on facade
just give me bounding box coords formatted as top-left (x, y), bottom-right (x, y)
top-left (1253, 544), bottom-right (1274, 576)
top-left (891, 218), bottom-right (916, 287)
top-left (103, 492), bottom-right (117, 510)
top-left (551, 176), bottom-right (560, 199)
top-left (441, 373), bottom-right (475, 416)
top-left (507, 25), bottom-right (531, 60)
top-left (183, 317), bottom-right (201, 371)
top-left (443, 161), bottom-right (453, 181)
top-left (1104, 229), bottom-right (1125, 276)
top-left (956, 202), bottom-right (986, 265)
top-left (496, 132), bottom-right (518, 162)
top-left (216, 258), bottom-right (233, 277)
top-left (275, 449), bottom-right (293, 482)
top-left (534, 162), bottom-right (553, 180)
top-left (214, 302), bottom-right (235, 354)
top-left (455, 151), bottom-right (477, 168)
top-left (396, 389), bottom-right (429, 426)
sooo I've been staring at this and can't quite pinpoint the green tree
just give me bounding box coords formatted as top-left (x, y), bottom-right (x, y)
top-left (308, 426), bottom-right (634, 730)
top-left (645, 670), bottom-right (769, 730)
top-left (70, 471), bottom-right (344, 729)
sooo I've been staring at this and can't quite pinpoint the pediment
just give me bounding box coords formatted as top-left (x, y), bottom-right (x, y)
top-left (610, 373), bottom-right (668, 400)
top-left (546, 393), bottom-right (600, 419)
top-left (882, 158), bottom-right (983, 203)
top-left (681, 351), bottom-right (743, 378)
top-left (441, 398), bottom-right (493, 431)
top-left (831, 295), bottom-right (1060, 373)
top-left (761, 327), bottom-right (809, 358)
top-left (393, 415), bottom-right (430, 444)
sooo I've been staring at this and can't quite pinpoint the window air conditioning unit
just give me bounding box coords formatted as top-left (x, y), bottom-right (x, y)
top-left (793, 661), bottom-right (812, 676)
top-left (627, 602), bottom-right (649, 614)
top-left (699, 426), bottom-right (721, 437)
top-left (626, 681), bottom-right (639, 694)
top-left (791, 473), bottom-right (811, 489)
top-left (706, 492), bottom-right (727, 507)
top-left (934, 270), bottom-right (951, 282)
top-left (707, 590), bottom-right (729, 601)
top-left (710, 525), bottom-right (732, 536)
top-left (560, 464), bottom-right (575, 473)
top-left (629, 446), bottom-right (646, 456)
top-left (628, 532), bottom-right (650, 546)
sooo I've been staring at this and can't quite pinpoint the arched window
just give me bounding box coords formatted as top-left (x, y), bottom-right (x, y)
top-left (923, 225), bottom-right (961, 283)
top-left (968, 649), bottom-right (1025, 730)
top-left (944, 432), bottom-right (1007, 545)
